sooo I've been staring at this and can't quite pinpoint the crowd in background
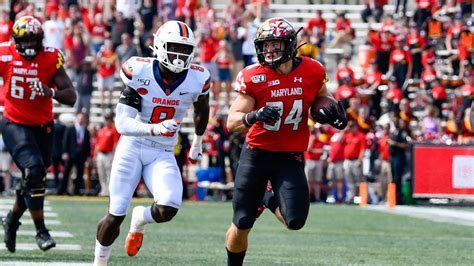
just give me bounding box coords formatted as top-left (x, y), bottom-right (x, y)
top-left (0, 0), bottom-right (472, 205)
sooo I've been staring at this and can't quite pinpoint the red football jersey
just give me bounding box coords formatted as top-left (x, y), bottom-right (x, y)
top-left (0, 42), bottom-right (64, 125)
top-left (235, 57), bottom-right (328, 152)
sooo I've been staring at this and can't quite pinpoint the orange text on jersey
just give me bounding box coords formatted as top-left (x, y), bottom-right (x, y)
top-left (152, 98), bottom-right (181, 106)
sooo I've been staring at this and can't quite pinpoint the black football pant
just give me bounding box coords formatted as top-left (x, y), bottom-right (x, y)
top-left (232, 144), bottom-right (309, 230)
top-left (1, 118), bottom-right (53, 210)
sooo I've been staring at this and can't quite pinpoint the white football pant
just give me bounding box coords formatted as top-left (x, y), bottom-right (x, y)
top-left (108, 136), bottom-right (183, 216)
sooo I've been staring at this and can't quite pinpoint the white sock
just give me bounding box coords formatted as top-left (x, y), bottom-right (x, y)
top-left (130, 206), bottom-right (148, 233)
top-left (93, 239), bottom-right (113, 266)
top-left (143, 206), bottom-right (155, 223)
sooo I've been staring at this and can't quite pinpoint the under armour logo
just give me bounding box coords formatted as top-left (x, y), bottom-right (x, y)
top-left (31, 63), bottom-right (38, 67)
top-left (333, 119), bottom-right (343, 127)
top-left (294, 77), bottom-right (302, 83)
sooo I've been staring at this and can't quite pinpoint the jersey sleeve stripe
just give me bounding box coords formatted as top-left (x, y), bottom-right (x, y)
top-left (121, 64), bottom-right (132, 80)
top-left (202, 77), bottom-right (211, 93)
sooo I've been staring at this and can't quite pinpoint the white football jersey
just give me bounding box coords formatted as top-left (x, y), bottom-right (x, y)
top-left (119, 56), bottom-right (210, 147)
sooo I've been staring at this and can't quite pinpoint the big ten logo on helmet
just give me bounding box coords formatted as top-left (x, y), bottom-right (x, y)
top-left (251, 74), bottom-right (266, 83)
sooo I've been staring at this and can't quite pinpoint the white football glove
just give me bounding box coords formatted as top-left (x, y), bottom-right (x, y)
top-left (152, 119), bottom-right (180, 137)
top-left (188, 134), bottom-right (203, 164)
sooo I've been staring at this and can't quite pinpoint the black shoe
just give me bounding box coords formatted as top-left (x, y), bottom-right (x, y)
top-left (36, 229), bottom-right (56, 251)
top-left (2, 211), bottom-right (21, 253)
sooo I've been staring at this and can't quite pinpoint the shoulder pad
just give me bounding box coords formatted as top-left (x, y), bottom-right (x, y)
top-left (120, 56), bottom-right (153, 88)
top-left (189, 64), bottom-right (211, 95)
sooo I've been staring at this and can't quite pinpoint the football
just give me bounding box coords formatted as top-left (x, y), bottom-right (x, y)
top-left (310, 96), bottom-right (338, 122)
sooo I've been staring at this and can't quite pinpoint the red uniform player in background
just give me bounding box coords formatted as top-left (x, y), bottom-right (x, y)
top-left (0, 16), bottom-right (76, 253)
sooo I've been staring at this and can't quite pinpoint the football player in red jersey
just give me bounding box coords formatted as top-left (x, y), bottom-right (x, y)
top-left (224, 17), bottom-right (347, 265)
top-left (0, 16), bottom-right (76, 252)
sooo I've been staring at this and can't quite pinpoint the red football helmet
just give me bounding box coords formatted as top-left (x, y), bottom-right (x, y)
top-left (12, 16), bottom-right (44, 59)
top-left (254, 17), bottom-right (298, 68)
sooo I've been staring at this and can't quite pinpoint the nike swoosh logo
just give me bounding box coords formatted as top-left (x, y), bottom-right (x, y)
top-left (179, 92), bottom-right (190, 95)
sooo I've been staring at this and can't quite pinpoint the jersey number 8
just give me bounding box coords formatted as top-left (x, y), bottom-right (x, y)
top-left (150, 106), bottom-right (176, 124)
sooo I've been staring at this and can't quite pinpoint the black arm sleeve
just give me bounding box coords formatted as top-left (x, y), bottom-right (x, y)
top-left (119, 86), bottom-right (142, 112)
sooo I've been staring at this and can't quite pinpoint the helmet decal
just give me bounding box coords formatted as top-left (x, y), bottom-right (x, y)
top-left (254, 17), bottom-right (298, 68)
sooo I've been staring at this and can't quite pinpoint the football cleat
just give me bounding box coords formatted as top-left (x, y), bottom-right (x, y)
top-left (256, 185), bottom-right (273, 218)
top-left (36, 229), bottom-right (56, 251)
top-left (2, 211), bottom-right (21, 253)
top-left (125, 232), bottom-right (143, 257)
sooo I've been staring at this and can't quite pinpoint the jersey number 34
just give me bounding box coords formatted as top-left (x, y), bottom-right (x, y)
top-left (264, 99), bottom-right (303, 131)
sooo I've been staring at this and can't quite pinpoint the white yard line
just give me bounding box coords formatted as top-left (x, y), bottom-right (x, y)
top-left (0, 211), bottom-right (58, 218)
top-left (366, 205), bottom-right (474, 227)
top-left (0, 230), bottom-right (73, 237)
top-left (0, 263), bottom-right (90, 266)
top-left (20, 219), bottom-right (61, 225)
top-left (0, 243), bottom-right (81, 251)
top-left (0, 205), bottom-right (52, 211)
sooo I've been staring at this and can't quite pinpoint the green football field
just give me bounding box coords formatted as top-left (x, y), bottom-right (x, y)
top-left (0, 197), bottom-right (473, 265)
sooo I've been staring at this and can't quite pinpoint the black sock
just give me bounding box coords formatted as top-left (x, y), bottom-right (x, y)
top-left (226, 248), bottom-right (246, 266)
top-left (33, 218), bottom-right (46, 232)
top-left (262, 191), bottom-right (278, 213)
top-left (9, 209), bottom-right (23, 222)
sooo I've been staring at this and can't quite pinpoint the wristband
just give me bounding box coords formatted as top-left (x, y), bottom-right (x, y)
top-left (50, 88), bottom-right (56, 99)
top-left (242, 112), bottom-right (257, 128)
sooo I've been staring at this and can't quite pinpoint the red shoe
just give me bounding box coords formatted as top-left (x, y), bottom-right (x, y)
top-left (125, 232), bottom-right (143, 257)
top-left (256, 185), bottom-right (273, 218)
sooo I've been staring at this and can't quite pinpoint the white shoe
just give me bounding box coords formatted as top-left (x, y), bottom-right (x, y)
top-left (130, 206), bottom-right (146, 233)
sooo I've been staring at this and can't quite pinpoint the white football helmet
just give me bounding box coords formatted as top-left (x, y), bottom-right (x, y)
top-left (151, 21), bottom-right (196, 73)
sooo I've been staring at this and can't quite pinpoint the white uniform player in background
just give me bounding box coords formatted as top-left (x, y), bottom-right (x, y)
top-left (93, 21), bottom-right (210, 266)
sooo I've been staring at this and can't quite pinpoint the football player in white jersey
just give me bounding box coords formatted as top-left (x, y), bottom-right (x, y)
top-left (93, 21), bottom-right (210, 266)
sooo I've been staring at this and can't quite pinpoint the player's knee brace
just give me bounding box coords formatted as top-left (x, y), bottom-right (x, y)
top-left (150, 203), bottom-right (178, 223)
top-left (22, 166), bottom-right (46, 197)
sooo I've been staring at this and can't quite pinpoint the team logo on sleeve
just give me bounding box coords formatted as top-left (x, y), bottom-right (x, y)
top-left (1, 55), bottom-right (12, 62)
top-left (138, 78), bottom-right (150, 86)
top-left (56, 51), bottom-right (64, 69)
top-left (323, 73), bottom-right (329, 84)
top-left (121, 62), bottom-right (133, 80)
top-left (251, 74), bottom-right (266, 83)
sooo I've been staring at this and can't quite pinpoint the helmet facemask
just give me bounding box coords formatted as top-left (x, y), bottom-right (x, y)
top-left (257, 39), bottom-right (287, 67)
top-left (13, 34), bottom-right (43, 60)
top-left (151, 38), bottom-right (195, 73)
